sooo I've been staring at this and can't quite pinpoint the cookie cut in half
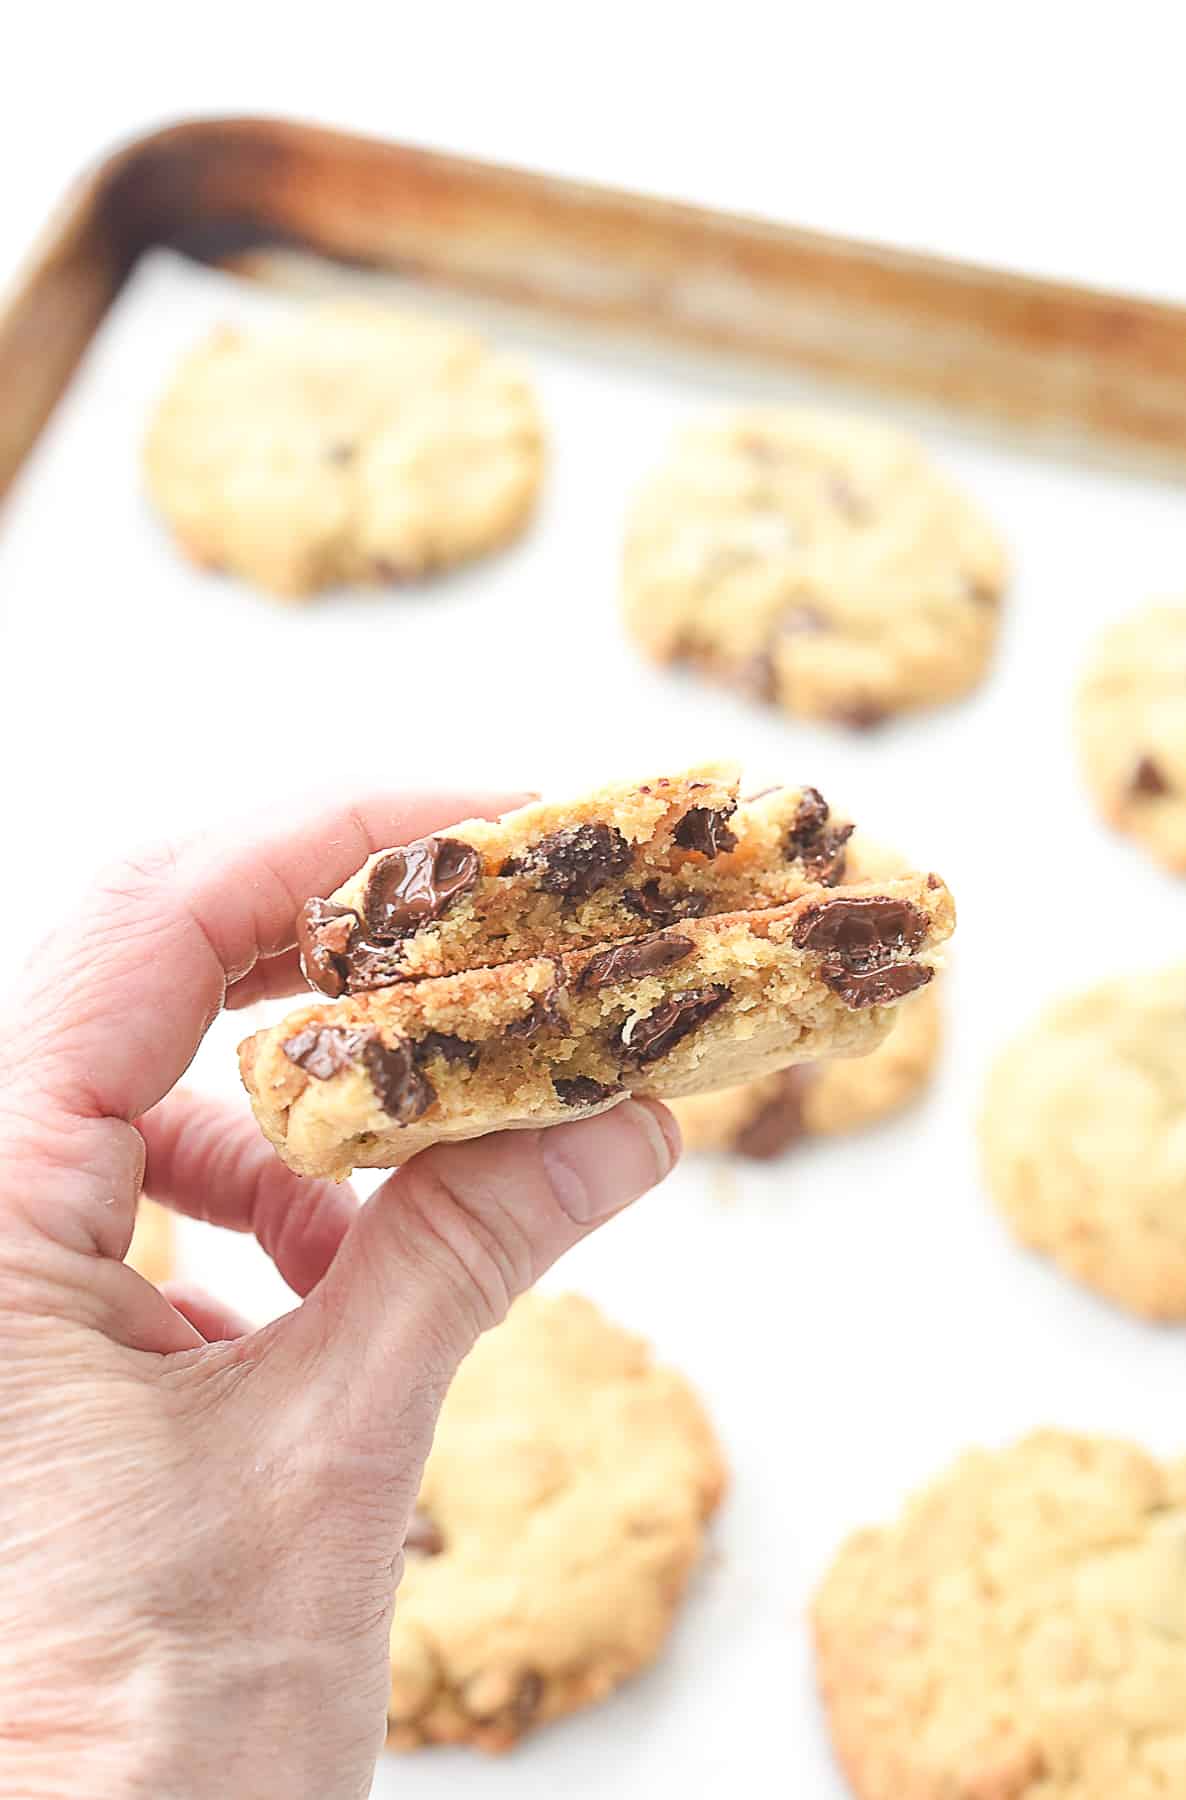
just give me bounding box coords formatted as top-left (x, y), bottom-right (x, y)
top-left (387, 1292), bottom-right (725, 1752)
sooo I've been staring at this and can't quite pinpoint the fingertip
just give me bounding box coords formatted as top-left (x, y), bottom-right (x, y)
top-left (539, 1097), bottom-right (679, 1226)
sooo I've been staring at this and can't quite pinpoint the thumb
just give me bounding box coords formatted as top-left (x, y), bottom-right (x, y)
top-left (284, 1099), bottom-right (680, 1415)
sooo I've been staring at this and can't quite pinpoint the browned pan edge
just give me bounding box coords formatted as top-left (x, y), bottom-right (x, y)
top-left (4, 113), bottom-right (1186, 503)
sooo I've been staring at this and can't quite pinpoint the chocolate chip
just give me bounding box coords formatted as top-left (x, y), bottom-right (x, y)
top-left (282, 1024), bottom-right (367, 1080)
top-left (577, 934), bottom-right (694, 992)
top-left (963, 574), bottom-right (998, 606)
top-left (326, 441), bottom-right (356, 465)
top-left (784, 788), bottom-right (853, 886)
top-left (297, 899), bottom-right (359, 998)
top-left (1132, 755), bottom-right (1170, 797)
top-left (512, 1671), bottom-right (544, 1726)
top-left (735, 1067), bottom-right (816, 1158)
top-left (503, 823), bottom-right (632, 899)
top-left (833, 701), bottom-right (887, 730)
top-left (673, 804), bottom-right (738, 857)
top-left (404, 1507), bottom-right (444, 1556)
top-left (620, 985), bottom-right (730, 1063)
top-left (822, 958), bottom-right (934, 1009)
top-left (791, 895), bottom-right (927, 967)
top-left (363, 837), bottom-right (481, 941)
top-left (505, 979), bottom-right (567, 1041)
top-left (360, 1037), bottom-right (436, 1123)
top-left (341, 940), bottom-right (410, 993)
top-left (621, 883), bottom-right (709, 925)
top-left (414, 1032), bottom-right (480, 1072)
top-left (553, 1076), bottom-right (621, 1107)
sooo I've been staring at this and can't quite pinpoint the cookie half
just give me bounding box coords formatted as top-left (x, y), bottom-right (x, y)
top-left (241, 875), bottom-right (955, 1179)
top-left (814, 1431), bottom-right (1186, 1800)
top-left (980, 964), bottom-right (1186, 1318)
top-left (388, 1292), bottom-right (725, 1751)
top-left (1076, 603), bottom-right (1186, 872)
top-left (298, 765), bottom-right (857, 992)
top-left (622, 408), bottom-right (1006, 725)
top-left (143, 302), bottom-right (543, 596)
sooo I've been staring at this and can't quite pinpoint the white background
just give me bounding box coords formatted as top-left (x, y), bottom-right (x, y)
top-left (3, 10), bottom-right (1186, 1797)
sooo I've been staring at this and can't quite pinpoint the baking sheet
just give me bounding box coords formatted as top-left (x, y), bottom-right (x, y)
top-left (2, 247), bottom-right (1185, 1797)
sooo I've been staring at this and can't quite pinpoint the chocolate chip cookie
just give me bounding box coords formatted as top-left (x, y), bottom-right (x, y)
top-left (814, 1430), bottom-right (1186, 1800)
top-left (242, 870), bottom-right (953, 1179)
top-left (298, 765), bottom-right (856, 993)
top-left (388, 1292), bottom-right (725, 1752)
top-left (980, 965), bottom-right (1186, 1318)
top-left (622, 409), bottom-right (1006, 725)
top-left (143, 302), bottom-right (543, 597)
top-left (1076, 603), bottom-right (1186, 872)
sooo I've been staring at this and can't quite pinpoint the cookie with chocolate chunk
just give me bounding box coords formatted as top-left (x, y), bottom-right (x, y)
top-left (388, 1292), bottom-right (725, 1751)
top-left (143, 302), bottom-right (543, 597)
top-left (622, 408), bottom-right (1006, 724)
top-left (297, 766), bottom-right (856, 992)
top-left (981, 964), bottom-right (1186, 1319)
top-left (1076, 603), bottom-right (1186, 872)
top-left (814, 1431), bottom-right (1186, 1800)
top-left (241, 873), bottom-right (954, 1179)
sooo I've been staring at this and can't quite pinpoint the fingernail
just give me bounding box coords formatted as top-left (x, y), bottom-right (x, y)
top-left (540, 1099), bottom-right (680, 1224)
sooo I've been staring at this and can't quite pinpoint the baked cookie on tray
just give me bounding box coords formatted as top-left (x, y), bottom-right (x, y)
top-left (1076, 603), bottom-right (1186, 872)
top-left (813, 1430), bottom-right (1186, 1800)
top-left (388, 1292), bottom-right (725, 1752)
top-left (980, 964), bottom-right (1186, 1319)
top-left (143, 302), bottom-right (543, 597)
top-left (622, 408), bottom-right (1006, 726)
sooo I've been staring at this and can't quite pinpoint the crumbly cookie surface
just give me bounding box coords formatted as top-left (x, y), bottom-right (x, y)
top-left (1076, 604), bottom-right (1186, 872)
top-left (814, 1431), bottom-right (1186, 1800)
top-left (299, 764), bottom-right (857, 992)
top-left (242, 874), bottom-right (954, 1178)
top-left (388, 1292), bottom-right (725, 1752)
top-left (126, 1199), bottom-right (173, 1285)
top-left (622, 408), bottom-right (1006, 724)
top-left (980, 965), bottom-right (1186, 1318)
top-left (143, 302), bottom-right (543, 596)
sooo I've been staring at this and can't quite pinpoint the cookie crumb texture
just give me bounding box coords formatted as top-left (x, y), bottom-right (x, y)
top-left (387, 1293), bottom-right (725, 1752)
top-left (622, 408), bottom-right (1006, 724)
top-left (1076, 603), bottom-right (1186, 872)
top-left (814, 1431), bottom-right (1186, 1800)
top-left (981, 965), bottom-right (1186, 1319)
top-left (240, 872), bottom-right (954, 1179)
top-left (143, 302), bottom-right (543, 596)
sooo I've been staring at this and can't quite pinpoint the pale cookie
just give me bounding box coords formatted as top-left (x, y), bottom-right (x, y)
top-left (388, 1291), bottom-right (725, 1751)
top-left (241, 875), bottom-right (955, 1179)
top-left (622, 408), bottom-right (1006, 725)
top-left (126, 1199), bottom-right (173, 1286)
top-left (144, 302), bottom-right (543, 596)
top-left (980, 964), bottom-right (1186, 1318)
top-left (1076, 603), bottom-right (1186, 872)
top-left (298, 765), bottom-right (857, 993)
top-left (814, 1430), bottom-right (1186, 1800)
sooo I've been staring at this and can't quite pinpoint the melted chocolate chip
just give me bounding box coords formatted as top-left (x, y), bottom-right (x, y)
top-left (784, 787), bottom-right (853, 886)
top-left (282, 1024), bottom-right (368, 1080)
top-left (1132, 755), bottom-right (1170, 797)
top-left (673, 804), bottom-right (738, 858)
top-left (404, 1507), bottom-right (444, 1556)
top-left (577, 934), bottom-right (694, 992)
top-left (360, 1038), bottom-right (436, 1123)
top-left (505, 980), bottom-right (567, 1042)
top-left (414, 1032), bottom-right (480, 1072)
top-left (735, 1067), bottom-right (816, 1158)
top-left (822, 958), bottom-right (933, 1009)
top-left (620, 985), bottom-right (730, 1064)
top-left (364, 837), bottom-right (481, 941)
top-left (791, 895), bottom-right (927, 967)
top-left (553, 1076), bottom-right (621, 1107)
top-left (297, 899), bottom-right (358, 998)
top-left (621, 883), bottom-right (709, 925)
top-left (503, 823), bottom-right (632, 899)
top-left (341, 940), bottom-right (410, 993)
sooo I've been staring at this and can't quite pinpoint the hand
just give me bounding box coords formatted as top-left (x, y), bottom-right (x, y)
top-left (0, 792), bottom-right (680, 1800)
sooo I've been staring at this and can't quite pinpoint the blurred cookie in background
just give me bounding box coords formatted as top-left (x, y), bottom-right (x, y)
top-left (126, 1198), bottom-right (174, 1286)
top-left (813, 1430), bottom-right (1186, 1800)
top-left (622, 408), bottom-right (1006, 727)
top-left (387, 1292), bottom-right (725, 1752)
top-left (144, 302), bottom-right (544, 598)
top-left (981, 964), bottom-right (1186, 1319)
top-left (1076, 602), bottom-right (1186, 873)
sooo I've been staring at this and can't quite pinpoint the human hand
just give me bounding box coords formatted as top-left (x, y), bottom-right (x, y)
top-left (0, 792), bottom-right (680, 1800)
